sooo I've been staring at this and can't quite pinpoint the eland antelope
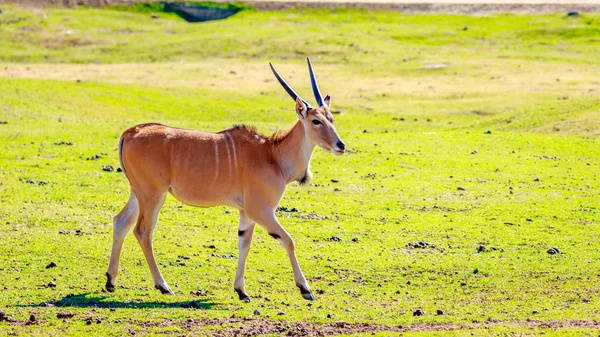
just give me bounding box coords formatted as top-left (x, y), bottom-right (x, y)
top-left (105, 58), bottom-right (345, 301)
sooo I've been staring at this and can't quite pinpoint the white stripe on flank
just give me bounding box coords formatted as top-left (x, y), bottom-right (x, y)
top-left (226, 133), bottom-right (238, 173)
top-left (211, 134), bottom-right (219, 186)
top-left (224, 132), bottom-right (232, 178)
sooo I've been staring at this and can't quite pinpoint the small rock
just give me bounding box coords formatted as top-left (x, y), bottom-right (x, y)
top-left (57, 311), bottom-right (75, 319)
top-left (150, 13), bottom-right (159, 18)
top-left (0, 121), bottom-right (7, 125)
top-left (54, 141), bottom-right (72, 146)
top-left (533, 177), bottom-right (540, 182)
top-left (484, 130), bottom-right (492, 134)
top-left (567, 10), bottom-right (581, 16)
top-left (86, 154), bottom-right (101, 161)
top-left (413, 309), bottom-right (424, 316)
top-left (86, 320), bottom-right (92, 325)
top-left (277, 311), bottom-right (285, 316)
top-left (253, 310), bottom-right (261, 316)
top-left (477, 245), bottom-right (486, 253)
top-left (457, 186), bottom-right (466, 191)
top-left (203, 244), bottom-right (216, 249)
top-left (96, 318), bottom-right (101, 324)
top-left (327, 313), bottom-right (333, 318)
top-left (436, 309), bottom-right (444, 315)
top-left (116, 167), bottom-right (123, 173)
top-left (276, 206), bottom-right (299, 212)
top-left (532, 310), bottom-right (539, 314)
top-left (351, 237), bottom-right (359, 242)
top-left (190, 290), bottom-right (206, 296)
top-left (547, 247), bottom-right (560, 255)
top-left (363, 130), bottom-right (369, 133)
top-left (29, 314), bottom-right (36, 322)
top-left (471, 150), bottom-right (478, 154)
top-left (330, 179), bottom-right (339, 183)
top-left (47, 281), bottom-right (56, 288)
top-left (46, 262), bottom-right (57, 269)
top-left (102, 165), bottom-right (114, 172)
top-left (335, 321), bottom-right (346, 327)
top-left (408, 241), bottom-right (437, 250)
top-left (326, 236), bottom-right (342, 242)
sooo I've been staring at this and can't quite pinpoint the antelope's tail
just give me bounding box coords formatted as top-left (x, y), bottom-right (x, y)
top-left (118, 135), bottom-right (127, 178)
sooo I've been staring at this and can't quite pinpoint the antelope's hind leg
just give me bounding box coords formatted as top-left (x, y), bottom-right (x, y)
top-left (106, 191), bottom-right (140, 292)
top-left (234, 210), bottom-right (256, 302)
top-left (133, 192), bottom-right (173, 294)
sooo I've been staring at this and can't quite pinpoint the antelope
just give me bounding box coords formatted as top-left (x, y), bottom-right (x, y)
top-left (105, 58), bottom-right (345, 301)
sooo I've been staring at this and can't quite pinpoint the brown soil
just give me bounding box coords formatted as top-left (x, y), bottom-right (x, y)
top-left (247, 1), bottom-right (600, 13)
top-left (136, 317), bottom-right (600, 336)
top-left (1, 0), bottom-right (599, 13)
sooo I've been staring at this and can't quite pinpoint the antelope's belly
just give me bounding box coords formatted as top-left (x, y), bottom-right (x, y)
top-left (169, 183), bottom-right (243, 209)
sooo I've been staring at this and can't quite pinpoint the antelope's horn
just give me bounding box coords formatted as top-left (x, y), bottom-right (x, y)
top-left (307, 57), bottom-right (324, 107)
top-left (269, 62), bottom-right (312, 108)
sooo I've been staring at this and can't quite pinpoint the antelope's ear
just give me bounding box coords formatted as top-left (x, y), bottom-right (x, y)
top-left (295, 97), bottom-right (307, 119)
top-left (323, 94), bottom-right (331, 109)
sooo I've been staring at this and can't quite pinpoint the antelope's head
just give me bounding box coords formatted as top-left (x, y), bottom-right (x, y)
top-left (269, 58), bottom-right (346, 156)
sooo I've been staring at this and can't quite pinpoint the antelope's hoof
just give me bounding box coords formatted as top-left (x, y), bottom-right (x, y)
top-left (302, 292), bottom-right (315, 301)
top-left (235, 288), bottom-right (251, 302)
top-left (105, 273), bottom-right (115, 293)
top-left (155, 284), bottom-right (174, 295)
top-left (297, 284), bottom-right (314, 300)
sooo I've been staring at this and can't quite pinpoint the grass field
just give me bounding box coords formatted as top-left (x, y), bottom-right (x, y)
top-left (1, 3), bottom-right (600, 336)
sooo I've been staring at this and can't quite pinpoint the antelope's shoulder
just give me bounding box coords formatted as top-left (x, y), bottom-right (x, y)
top-left (222, 124), bottom-right (289, 146)
top-left (222, 124), bottom-right (263, 139)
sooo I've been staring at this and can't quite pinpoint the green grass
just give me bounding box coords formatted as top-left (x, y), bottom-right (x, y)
top-left (1, 4), bottom-right (600, 336)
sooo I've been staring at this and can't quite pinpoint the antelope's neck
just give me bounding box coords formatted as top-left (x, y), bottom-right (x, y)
top-left (274, 120), bottom-right (316, 184)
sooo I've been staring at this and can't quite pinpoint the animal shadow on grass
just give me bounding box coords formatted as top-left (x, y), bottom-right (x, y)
top-left (29, 293), bottom-right (217, 310)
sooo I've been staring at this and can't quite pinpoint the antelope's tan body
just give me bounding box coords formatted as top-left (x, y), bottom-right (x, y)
top-left (105, 59), bottom-right (345, 301)
top-left (121, 122), bottom-right (311, 211)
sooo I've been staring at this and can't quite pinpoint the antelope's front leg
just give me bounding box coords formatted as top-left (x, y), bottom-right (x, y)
top-left (250, 209), bottom-right (314, 300)
top-left (234, 210), bottom-right (255, 302)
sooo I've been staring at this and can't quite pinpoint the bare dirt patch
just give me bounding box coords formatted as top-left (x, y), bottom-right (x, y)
top-left (135, 317), bottom-right (600, 336)
top-left (247, 1), bottom-right (600, 13)
top-left (3, 0), bottom-right (600, 13)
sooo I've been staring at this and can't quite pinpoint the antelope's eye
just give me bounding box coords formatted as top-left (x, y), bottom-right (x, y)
top-left (312, 119), bottom-right (322, 125)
